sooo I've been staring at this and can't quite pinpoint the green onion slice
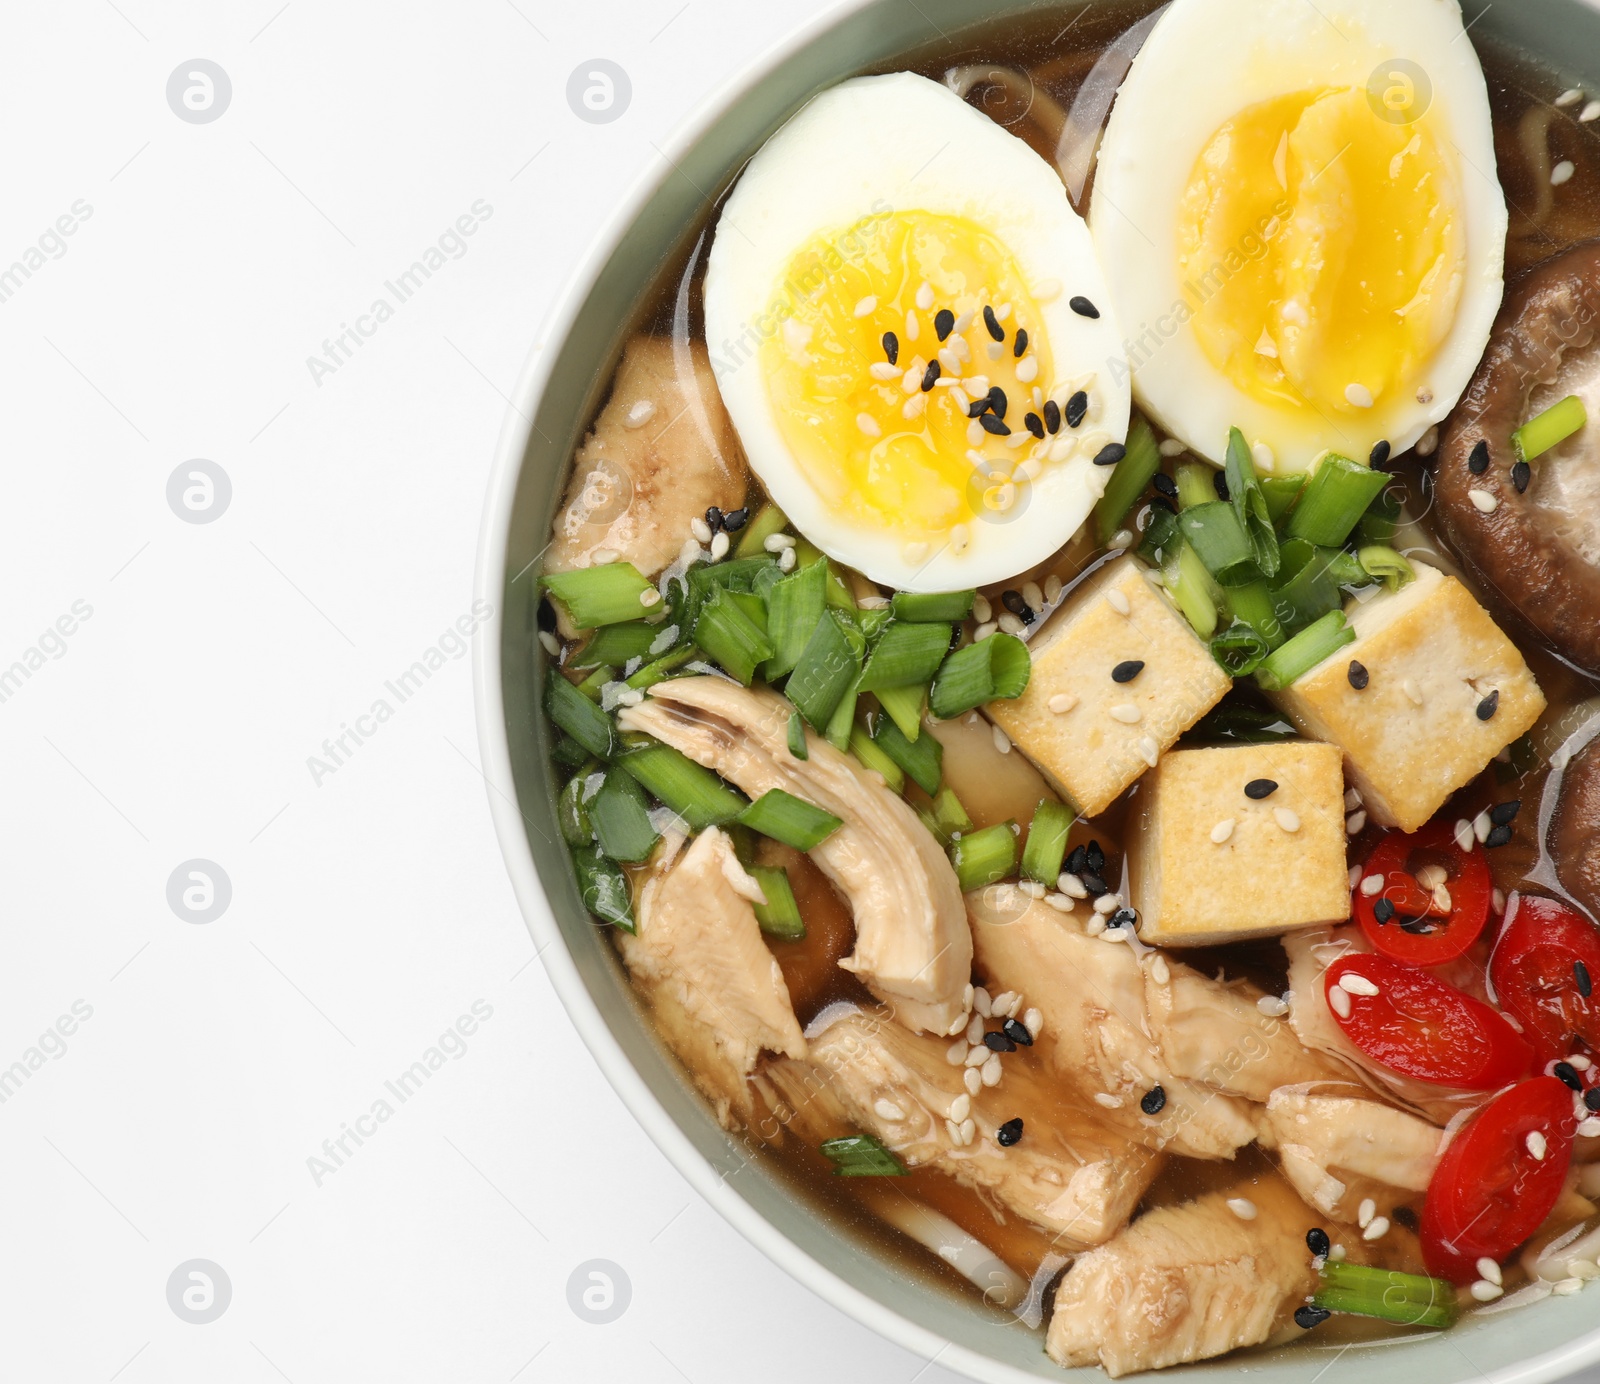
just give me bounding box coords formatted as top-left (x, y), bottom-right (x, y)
top-left (874, 683), bottom-right (926, 742)
top-left (1164, 542), bottom-right (1223, 640)
top-left (1174, 461), bottom-right (1215, 511)
top-left (558, 770), bottom-right (599, 847)
top-left (590, 770), bottom-right (659, 863)
top-left (692, 585), bottom-right (775, 686)
top-left (819, 1134), bottom-right (907, 1176)
top-left (1223, 580), bottom-right (1286, 650)
top-left (928, 633), bottom-right (1030, 720)
top-left (733, 502), bottom-right (789, 559)
top-left (890, 589), bottom-right (975, 622)
top-left (1260, 473), bottom-right (1306, 525)
top-left (1357, 544), bottom-right (1415, 592)
top-left (624, 644), bottom-right (697, 691)
top-left (571, 845), bottom-right (634, 932)
top-left (824, 674), bottom-right (860, 751)
top-left (541, 562), bottom-right (656, 630)
top-left (849, 726), bottom-right (906, 795)
top-left (1224, 426), bottom-right (1281, 579)
top-left (571, 620), bottom-right (664, 669)
top-left (858, 620), bottom-right (953, 692)
top-left (546, 672), bottom-right (615, 758)
top-left (761, 558), bottom-right (828, 680)
top-left (1178, 501), bottom-right (1256, 585)
top-left (749, 865), bottom-right (805, 940)
top-left (1021, 800), bottom-right (1074, 885)
top-left (617, 741), bottom-right (747, 831)
top-left (738, 789), bottom-right (843, 851)
top-left (1137, 503), bottom-right (1182, 567)
top-left (1210, 620), bottom-right (1273, 677)
top-left (1285, 454), bottom-right (1390, 547)
top-left (1311, 1261), bottom-right (1458, 1331)
top-left (787, 710), bottom-right (809, 760)
top-left (1514, 393), bottom-right (1586, 462)
top-left (950, 821), bottom-right (1018, 892)
top-left (787, 612), bottom-right (861, 730)
top-left (871, 713), bottom-right (942, 795)
top-left (1095, 414), bottom-right (1162, 543)
top-left (1254, 609), bottom-right (1355, 690)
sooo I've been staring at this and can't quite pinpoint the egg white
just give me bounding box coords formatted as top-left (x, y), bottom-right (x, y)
top-left (1090, 0), bottom-right (1506, 471)
top-left (704, 72), bottom-right (1131, 592)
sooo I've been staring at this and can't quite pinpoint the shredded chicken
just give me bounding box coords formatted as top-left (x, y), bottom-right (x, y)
top-left (620, 678), bottom-right (972, 1035)
top-left (545, 337), bottom-right (747, 633)
top-left (1046, 1174), bottom-right (1320, 1376)
top-left (618, 827), bottom-right (805, 1127)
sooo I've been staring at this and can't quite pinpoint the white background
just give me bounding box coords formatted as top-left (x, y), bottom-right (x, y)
top-left (4, 3), bottom-right (1598, 1383)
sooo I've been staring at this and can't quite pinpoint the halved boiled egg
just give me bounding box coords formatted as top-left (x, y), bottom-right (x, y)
top-left (1091, 0), bottom-right (1506, 472)
top-left (704, 72), bottom-right (1130, 591)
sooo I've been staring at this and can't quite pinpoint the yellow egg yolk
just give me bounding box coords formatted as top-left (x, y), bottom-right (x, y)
top-left (759, 211), bottom-right (1057, 552)
top-left (1176, 86), bottom-right (1465, 421)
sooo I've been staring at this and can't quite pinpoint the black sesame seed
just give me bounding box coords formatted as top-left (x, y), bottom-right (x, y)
top-left (1512, 460), bottom-right (1531, 493)
top-left (996, 1117), bottom-right (1024, 1147)
top-left (1400, 916), bottom-right (1436, 935)
top-left (1109, 907), bottom-right (1138, 929)
top-left (1244, 778), bottom-right (1278, 800)
top-left (1025, 412), bottom-right (1045, 439)
top-left (1065, 845), bottom-right (1088, 876)
top-left (983, 305), bottom-right (1004, 341)
top-left (1140, 1085), bottom-right (1166, 1114)
top-left (882, 331), bottom-right (899, 366)
top-left (934, 308), bottom-right (955, 341)
top-left (921, 359), bottom-right (941, 392)
top-left (536, 597), bottom-right (557, 632)
top-left (1490, 800), bottom-right (1521, 826)
top-left (1348, 660), bottom-right (1370, 690)
top-left (1086, 841), bottom-right (1106, 874)
top-left (1112, 660), bottom-right (1145, 684)
top-left (1370, 439), bottom-right (1392, 468)
top-left (1014, 327), bottom-right (1029, 358)
top-left (1213, 470), bottom-right (1231, 502)
top-left (1586, 1088), bottom-right (1600, 1112)
top-left (1477, 689), bottom-right (1500, 721)
top-left (1069, 295), bottom-right (1100, 319)
top-left (1374, 898), bottom-right (1396, 924)
top-left (949, 624), bottom-right (963, 652)
top-left (1001, 590), bottom-right (1035, 625)
top-left (1094, 443), bottom-right (1126, 467)
top-left (980, 412), bottom-right (1012, 437)
top-left (1485, 823), bottom-right (1512, 848)
top-left (1002, 1017), bottom-right (1033, 1047)
top-left (706, 505), bottom-right (726, 536)
top-left (1081, 870), bottom-right (1108, 897)
top-left (1153, 473), bottom-right (1179, 499)
top-left (1468, 439), bottom-right (1490, 474)
top-left (983, 1030), bottom-right (1017, 1052)
top-left (1043, 399), bottom-right (1061, 434)
top-left (1149, 495), bottom-right (1177, 515)
top-left (1392, 1205), bottom-right (1419, 1232)
top-left (1295, 1306), bottom-right (1332, 1330)
top-left (1065, 390), bottom-right (1088, 428)
top-left (1577, 960), bottom-right (1593, 998)
top-left (722, 507), bottom-right (749, 532)
top-left (967, 397), bottom-right (992, 419)
top-left (988, 386), bottom-right (1008, 419)
top-left (1555, 1061), bottom-right (1583, 1091)
top-left (1307, 1227), bottom-right (1331, 1258)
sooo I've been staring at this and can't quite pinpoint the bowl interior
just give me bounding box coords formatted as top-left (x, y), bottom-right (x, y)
top-left (487, 1), bottom-right (1600, 1378)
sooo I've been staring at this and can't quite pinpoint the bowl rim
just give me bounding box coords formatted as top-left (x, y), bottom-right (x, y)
top-left (472, 2), bottom-right (1600, 1379)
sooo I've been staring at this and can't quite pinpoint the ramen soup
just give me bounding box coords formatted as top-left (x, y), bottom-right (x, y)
top-left (534, 0), bottom-right (1600, 1372)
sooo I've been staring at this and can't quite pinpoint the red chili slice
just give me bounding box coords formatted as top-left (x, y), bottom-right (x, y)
top-left (1355, 820), bottom-right (1493, 966)
top-left (1325, 954), bottom-right (1534, 1089)
top-left (1421, 1076), bottom-right (1577, 1282)
top-left (1489, 892), bottom-right (1600, 1064)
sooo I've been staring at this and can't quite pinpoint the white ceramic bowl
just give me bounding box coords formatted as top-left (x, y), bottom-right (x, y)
top-left (475, 2), bottom-right (1600, 1377)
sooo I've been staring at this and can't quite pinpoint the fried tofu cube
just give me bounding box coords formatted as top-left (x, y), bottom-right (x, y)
top-left (1265, 563), bottom-right (1545, 833)
top-left (985, 557), bottom-right (1231, 818)
top-left (1131, 742), bottom-right (1351, 946)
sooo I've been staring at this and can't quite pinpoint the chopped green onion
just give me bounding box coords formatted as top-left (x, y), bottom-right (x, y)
top-left (1136, 503), bottom-right (1182, 566)
top-left (570, 844), bottom-right (634, 932)
top-left (1185, 703), bottom-right (1299, 744)
top-left (787, 613), bottom-right (860, 730)
top-left (1357, 544), bottom-right (1415, 592)
top-left (1095, 414), bottom-right (1161, 543)
top-left (1210, 620), bottom-right (1273, 677)
top-left (1269, 540), bottom-right (1345, 636)
top-left (545, 672), bottom-right (615, 758)
top-left (1178, 501), bottom-right (1256, 584)
top-left (792, 537), bottom-right (825, 569)
top-left (571, 620), bottom-right (665, 669)
top-left (617, 741), bottom-right (747, 830)
top-left (590, 770), bottom-right (659, 863)
top-left (575, 664), bottom-right (613, 700)
top-left (1224, 426), bottom-right (1280, 579)
top-left (1174, 461), bottom-right (1216, 511)
top-left (551, 733), bottom-right (590, 772)
top-left (1514, 393), bottom-right (1586, 462)
top-left (824, 560), bottom-right (858, 612)
top-left (739, 789), bottom-right (843, 851)
top-left (1311, 1261), bottom-right (1457, 1331)
top-left (1164, 542), bottom-right (1223, 639)
top-left (891, 589), bottom-right (976, 622)
top-left (928, 632), bottom-right (1030, 719)
top-left (541, 562), bottom-right (657, 630)
top-left (733, 502), bottom-right (789, 559)
top-left (934, 786), bottom-right (974, 837)
top-left (787, 710), bottom-right (809, 760)
top-left (558, 770), bottom-right (599, 846)
top-left (679, 555), bottom-right (779, 631)
top-left (824, 675), bottom-right (860, 751)
top-left (871, 713), bottom-right (943, 795)
top-left (691, 585), bottom-right (774, 686)
top-left (1260, 474), bottom-right (1306, 525)
top-left (1254, 610), bottom-right (1355, 690)
top-left (950, 821), bottom-right (1018, 892)
top-left (762, 558), bottom-right (828, 680)
top-left (852, 606), bottom-right (892, 643)
top-left (858, 620), bottom-right (953, 692)
top-left (1355, 487), bottom-right (1401, 546)
top-left (849, 726), bottom-right (906, 795)
top-left (1223, 580), bottom-right (1285, 649)
top-left (625, 644), bottom-right (697, 691)
top-left (874, 683), bottom-right (925, 742)
top-left (819, 1133), bottom-right (907, 1176)
top-left (1285, 454), bottom-right (1389, 547)
top-left (749, 865), bottom-right (805, 940)
top-left (1021, 800), bottom-right (1074, 885)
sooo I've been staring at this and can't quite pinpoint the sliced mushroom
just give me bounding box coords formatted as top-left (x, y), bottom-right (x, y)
top-left (619, 678), bottom-right (973, 1036)
top-left (1435, 242), bottom-right (1600, 674)
top-left (1552, 733), bottom-right (1600, 919)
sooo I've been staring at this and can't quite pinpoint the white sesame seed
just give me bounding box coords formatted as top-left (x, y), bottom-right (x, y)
top-left (1024, 1007), bottom-right (1043, 1036)
top-left (1570, 1259), bottom-right (1600, 1279)
top-left (1016, 357), bottom-right (1039, 383)
top-left (1048, 693), bottom-right (1078, 715)
top-left (1557, 87), bottom-right (1584, 108)
top-left (1058, 872), bottom-right (1089, 899)
top-left (613, 688), bottom-right (644, 707)
top-left (1415, 864), bottom-right (1447, 890)
top-left (964, 1067), bottom-right (982, 1095)
top-left (764, 532), bottom-right (796, 552)
top-left (679, 538), bottom-right (704, 565)
top-left (1553, 1278), bottom-right (1585, 1296)
top-left (1341, 973), bottom-right (1380, 998)
top-left (1329, 986), bottom-right (1352, 1019)
top-left (1468, 488), bottom-right (1499, 514)
top-left (538, 631), bottom-right (561, 658)
top-left (779, 547), bottom-right (797, 572)
top-left (709, 531), bottom-right (730, 561)
top-left (1552, 160), bottom-right (1576, 186)
top-left (901, 366), bottom-right (921, 394)
top-left (1044, 892), bottom-right (1073, 912)
top-left (1402, 678), bottom-right (1423, 706)
top-left (1094, 893), bottom-right (1122, 916)
top-left (953, 311), bottom-right (974, 335)
top-left (1344, 787), bottom-right (1363, 811)
top-left (1346, 810), bottom-right (1367, 836)
top-left (1137, 736), bottom-right (1159, 767)
top-left (1211, 818), bottom-right (1236, 844)
top-left (1417, 424), bottom-right (1439, 457)
top-left (869, 361), bottom-right (900, 380)
top-left (938, 348), bottom-right (961, 376)
top-left (1022, 581), bottom-right (1044, 612)
top-left (1158, 438), bottom-right (1187, 457)
top-left (1470, 1280), bottom-right (1504, 1302)
top-left (964, 1045), bottom-right (988, 1069)
top-left (949, 1093), bottom-right (971, 1123)
top-left (987, 340), bottom-right (1003, 360)
top-left (991, 724), bottom-right (1011, 755)
top-left (1477, 1257), bottom-right (1503, 1286)
top-left (1528, 1131), bottom-right (1548, 1160)
top-left (1573, 1055), bottom-right (1594, 1071)
top-left (1274, 807), bottom-right (1301, 833)
top-left (997, 612), bottom-right (1026, 637)
top-left (945, 1117), bottom-right (962, 1144)
top-left (1345, 382), bottom-right (1374, 408)
top-left (624, 399), bottom-right (657, 429)
top-left (1032, 278), bottom-right (1061, 301)
top-left (905, 310), bottom-right (920, 342)
top-left (1349, 864), bottom-right (1363, 890)
top-left (1454, 818), bottom-right (1475, 852)
top-left (1257, 995), bottom-right (1290, 1017)
top-left (966, 1013), bottom-right (985, 1044)
top-left (1358, 1198), bottom-right (1377, 1228)
top-left (1044, 575), bottom-right (1063, 604)
top-left (1106, 589), bottom-right (1131, 616)
top-left (915, 281), bottom-right (934, 311)
top-left (1227, 1198), bottom-right (1258, 1220)
top-left (959, 1116), bottom-right (977, 1145)
top-left (874, 1098), bottom-right (906, 1121)
top-left (1109, 529), bottom-right (1136, 551)
top-left (1361, 873), bottom-right (1385, 897)
top-left (945, 1039), bottom-right (968, 1066)
top-left (1584, 100), bottom-right (1600, 122)
top-left (981, 1054), bottom-right (1002, 1087)
top-left (974, 987), bottom-right (993, 1018)
top-left (639, 587), bottom-right (663, 608)
top-left (964, 372), bottom-right (988, 395)
top-left (971, 593), bottom-right (992, 623)
top-left (973, 620), bottom-right (998, 641)
top-left (1093, 1092), bottom-right (1122, 1108)
top-left (1151, 956), bottom-right (1171, 985)
top-left (1329, 1244), bottom-right (1346, 1262)
top-left (591, 548), bottom-right (618, 565)
top-left (1252, 441), bottom-right (1275, 472)
top-left (854, 295), bottom-right (878, 318)
top-left (690, 516), bottom-right (713, 544)
top-left (1475, 809), bottom-right (1492, 844)
top-left (1110, 703), bottom-right (1142, 724)
top-left (991, 990), bottom-right (1017, 1016)
top-left (903, 541), bottom-right (929, 563)
top-left (1084, 913), bottom-right (1107, 937)
top-left (994, 303), bottom-right (1012, 321)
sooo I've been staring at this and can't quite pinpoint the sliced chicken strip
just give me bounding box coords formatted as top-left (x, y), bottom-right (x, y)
top-left (545, 337), bottom-right (747, 635)
top-left (1046, 1173), bottom-right (1320, 1376)
top-left (618, 827), bottom-right (805, 1128)
top-left (970, 887), bottom-right (1331, 1159)
top-left (794, 1008), bottom-right (1162, 1248)
top-left (621, 678), bottom-right (972, 1035)
top-left (1264, 1085), bottom-right (1441, 1224)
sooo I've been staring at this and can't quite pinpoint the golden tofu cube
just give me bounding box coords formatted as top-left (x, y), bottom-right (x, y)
top-left (1266, 563), bottom-right (1545, 833)
top-left (1131, 742), bottom-right (1351, 946)
top-left (985, 557), bottom-right (1231, 818)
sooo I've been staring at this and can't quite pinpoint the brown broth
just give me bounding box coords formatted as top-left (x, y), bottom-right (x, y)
top-left (557, 0), bottom-right (1600, 1355)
